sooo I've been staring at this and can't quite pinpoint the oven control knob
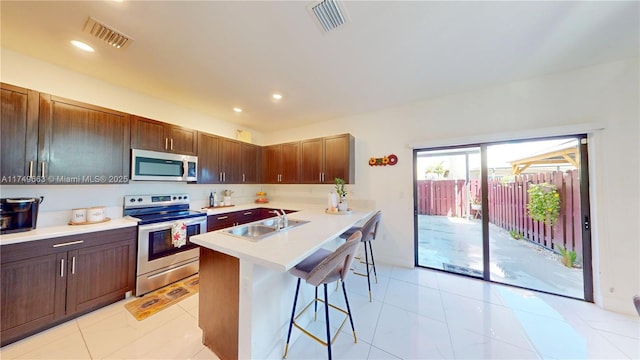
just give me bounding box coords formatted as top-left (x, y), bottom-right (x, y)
top-left (137, 198), bottom-right (143, 202)
top-left (129, 198), bottom-right (136, 203)
top-left (173, 196), bottom-right (177, 200)
top-left (184, 195), bottom-right (188, 200)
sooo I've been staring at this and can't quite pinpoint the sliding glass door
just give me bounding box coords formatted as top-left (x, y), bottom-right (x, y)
top-left (415, 147), bottom-right (483, 277)
top-left (414, 136), bottom-right (592, 300)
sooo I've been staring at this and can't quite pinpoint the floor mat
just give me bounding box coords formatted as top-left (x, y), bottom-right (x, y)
top-left (125, 275), bottom-right (199, 321)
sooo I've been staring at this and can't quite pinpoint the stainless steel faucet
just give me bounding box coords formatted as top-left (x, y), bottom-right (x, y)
top-left (273, 209), bottom-right (288, 230)
top-left (280, 209), bottom-right (288, 228)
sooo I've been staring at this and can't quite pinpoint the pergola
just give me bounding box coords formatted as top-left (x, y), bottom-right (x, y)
top-left (509, 145), bottom-right (579, 175)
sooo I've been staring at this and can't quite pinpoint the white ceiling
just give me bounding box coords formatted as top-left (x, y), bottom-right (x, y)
top-left (1, 1), bottom-right (638, 133)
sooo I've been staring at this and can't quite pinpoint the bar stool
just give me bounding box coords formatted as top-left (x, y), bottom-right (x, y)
top-left (283, 231), bottom-right (362, 360)
top-left (339, 211), bottom-right (382, 302)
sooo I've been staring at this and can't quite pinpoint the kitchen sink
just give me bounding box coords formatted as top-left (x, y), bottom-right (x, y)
top-left (222, 218), bottom-right (310, 241)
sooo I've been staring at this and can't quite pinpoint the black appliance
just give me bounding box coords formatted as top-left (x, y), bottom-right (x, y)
top-left (0, 197), bottom-right (44, 234)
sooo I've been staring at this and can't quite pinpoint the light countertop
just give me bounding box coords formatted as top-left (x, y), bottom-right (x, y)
top-left (191, 201), bottom-right (373, 272)
top-left (0, 217), bottom-right (139, 246)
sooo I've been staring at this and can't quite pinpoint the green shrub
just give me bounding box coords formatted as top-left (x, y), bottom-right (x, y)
top-left (509, 229), bottom-right (522, 240)
top-left (557, 244), bottom-right (577, 268)
top-left (527, 183), bottom-right (561, 226)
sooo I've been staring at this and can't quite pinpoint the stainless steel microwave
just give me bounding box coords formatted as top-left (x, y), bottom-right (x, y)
top-left (131, 149), bottom-right (197, 182)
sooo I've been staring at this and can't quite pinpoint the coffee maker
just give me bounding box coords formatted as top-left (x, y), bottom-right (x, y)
top-left (0, 197), bottom-right (44, 234)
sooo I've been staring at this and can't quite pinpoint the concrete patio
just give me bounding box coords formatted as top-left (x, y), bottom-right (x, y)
top-left (417, 215), bottom-right (584, 299)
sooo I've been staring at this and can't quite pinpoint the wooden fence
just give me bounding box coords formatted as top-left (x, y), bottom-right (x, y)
top-left (416, 170), bottom-right (582, 256)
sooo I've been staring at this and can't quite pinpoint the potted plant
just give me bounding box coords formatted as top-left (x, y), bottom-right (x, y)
top-left (334, 177), bottom-right (348, 211)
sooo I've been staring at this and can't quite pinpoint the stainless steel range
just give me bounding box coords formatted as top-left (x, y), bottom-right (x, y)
top-left (124, 193), bottom-right (207, 296)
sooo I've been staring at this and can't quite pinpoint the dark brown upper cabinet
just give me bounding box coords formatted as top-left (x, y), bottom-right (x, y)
top-left (219, 138), bottom-right (242, 183)
top-left (131, 115), bottom-right (197, 155)
top-left (0, 83), bottom-right (39, 182)
top-left (38, 95), bottom-right (131, 181)
top-left (300, 134), bottom-right (355, 184)
top-left (262, 141), bottom-right (300, 184)
top-left (197, 133), bottom-right (240, 184)
top-left (2, 83), bottom-right (355, 187)
top-left (198, 132), bottom-right (261, 184)
top-left (197, 132), bottom-right (221, 184)
top-left (241, 142), bottom-right (261, 184)
top-left (1, 84), bottom-right (130, 184)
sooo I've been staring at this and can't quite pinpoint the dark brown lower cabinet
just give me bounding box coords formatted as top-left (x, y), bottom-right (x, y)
top-left (206, 207), bottom-right (298, 233)
top-left (0, 227), bottom-right (136, 346)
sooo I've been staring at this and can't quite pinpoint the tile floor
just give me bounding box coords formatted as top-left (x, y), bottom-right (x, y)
top-left (2, 264), bottom-right (639, 359)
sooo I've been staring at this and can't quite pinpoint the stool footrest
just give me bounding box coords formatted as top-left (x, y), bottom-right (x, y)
top-left (292, 296), bottom-right (356, 347)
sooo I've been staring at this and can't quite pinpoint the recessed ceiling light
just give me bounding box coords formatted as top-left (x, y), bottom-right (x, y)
top-left (233, 107), bottom-right (243, 113)
top-left (272, 93), bottom-right (283, 100)
top-left (71, 40), bottom-right (95, 52)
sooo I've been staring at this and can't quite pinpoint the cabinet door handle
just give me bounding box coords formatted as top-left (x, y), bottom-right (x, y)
top-left (243, 212), bottom-right (252, 215)
top-left (217, 216), bottom-right (229, 220)
top-left (165, 138), bottom-right (169, 149)
top-left (322, 173), bottom-right (325, 182)
top-left (41, 162), bottom-right (46, 177)
top-left (170, 138), bottom-right (174, 150)
top-left (243, 174), bottom-right (245, 183)
top-left (29, 161), bottom-right (34, 177)
top-left (71, 256), bottom-right (76, 275)
top-left (60, 258), bottom-right (65, 278)
top-left (53, 240), bottom-right (84, 248)
top-left (222, 172), bottom-right (225, 182)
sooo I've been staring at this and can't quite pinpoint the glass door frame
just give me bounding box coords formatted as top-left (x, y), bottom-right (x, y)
top-left (413, 135), bottom-right (594, 302)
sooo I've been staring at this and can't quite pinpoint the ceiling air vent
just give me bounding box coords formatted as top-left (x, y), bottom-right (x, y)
top-left (310, 0), bottom-right (349, 33)
top-left (83, 17), bottom-right (132, 49)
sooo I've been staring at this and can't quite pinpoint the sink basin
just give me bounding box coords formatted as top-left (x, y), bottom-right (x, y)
top-left (228, 224), bottom-right (275, 238)
top-left (261, 218), bottom-right (309, 228)
top-left (222, 218), bottom-right (310, 241)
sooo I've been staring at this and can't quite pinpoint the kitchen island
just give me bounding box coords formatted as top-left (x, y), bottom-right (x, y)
top-left (191, 203), bottom-right (372, 360)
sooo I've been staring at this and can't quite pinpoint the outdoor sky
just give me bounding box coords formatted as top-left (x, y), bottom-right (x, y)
top-left (416, 137), bottom-right (579, 179)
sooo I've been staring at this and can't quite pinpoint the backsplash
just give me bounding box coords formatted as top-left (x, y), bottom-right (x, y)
top-left (0, 183), bottom-right (373, 228)
top-left (0, 183), bottom-right (262, 227)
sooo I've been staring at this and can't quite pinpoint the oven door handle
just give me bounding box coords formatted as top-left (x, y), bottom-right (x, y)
top-left (138, 216), bottom-right (207, 232)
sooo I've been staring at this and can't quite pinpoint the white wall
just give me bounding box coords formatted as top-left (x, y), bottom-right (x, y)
top-left (262, 58), bottom-right (640, 316)
top-left (2, 47), bottom-right (638, 315)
